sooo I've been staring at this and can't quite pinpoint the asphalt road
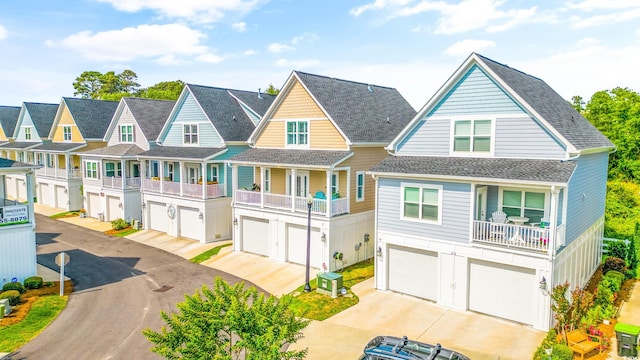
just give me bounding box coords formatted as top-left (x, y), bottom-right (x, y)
top-left (10, 214), bottom-right (260, 360)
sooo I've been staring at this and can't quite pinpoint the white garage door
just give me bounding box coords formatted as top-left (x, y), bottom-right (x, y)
top-left (87, 192), bottom-right (101, 218)
top-left (388, 246), bottom-right (438, 301)
top-left (55, 185), bottom-right (68, 209)
top-left (469, 259), bottom-right (536, 325)
top-left (149, 202), bottom-right (168, 233)
top-left (39, 183), bottom-right (51, 206)
top-left (17, 179), bottom-right (27, 202)
top-left (242, 217), bottom-right (269, 256)
top-left (286, 224), bottom-right (322, 269)
top-left (178, 207), bottom-right (200, 240)
top-left (107, 196), bottom-right (122, 221)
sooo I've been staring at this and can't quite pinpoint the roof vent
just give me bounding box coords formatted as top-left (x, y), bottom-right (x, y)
top-left (386, 116), bottom-right (390, 124)
top-left (233, 115), bottom-right (236, 121)
top-left (367, 84), bottom-right (373, 92)
top-left (258, 88), bottom-right (263, 99)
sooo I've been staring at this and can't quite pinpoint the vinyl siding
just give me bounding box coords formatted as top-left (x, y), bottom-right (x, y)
top-left (377, 177), bottom-right (471, 243)
top-left (0, 127), bottom-right (7, 141)
top-left (310, 119), bottom-right (348, 150)
top-left (52, 106), bottom-right (84, 143)
top-left (272, 80), bottom-right (325, 119)
top-left (237, 166), bottom-right (254, 189)
top-left (495, 117), bottom-right (565, 158)
top-left (396, 118), bottom-right (450, 156)
top-left (162, 92), bottom-right (224, 147)
top-left (255, 121), bottom-right (285, 148)
top-left (215, 145), bottom-right (248, 195)
top-left (341, 147), bottom-right (388, 214)
top-left (107, 106), bottom-right (149, 150)
top-left (565, 152), bottom-right (609, 243)
top-left (240, 103), bottom-right (261, 126)
top-left (15, 111), bottom-right (42, 142)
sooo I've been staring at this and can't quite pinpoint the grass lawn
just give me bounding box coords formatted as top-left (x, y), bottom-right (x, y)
top-left (0, 295), bottom-right (67, 352)
top-left (49, 211), bottom-right (79, 219)
top-left (189, 243), bottom-right (232, 263)
top-left (289, 260), bottom-right (374, 321)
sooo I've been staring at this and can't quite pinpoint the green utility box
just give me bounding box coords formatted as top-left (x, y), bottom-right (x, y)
top-left (615, 322), bottom-right (640, 357)
top-left (316, 272), bottom-right (343, 298)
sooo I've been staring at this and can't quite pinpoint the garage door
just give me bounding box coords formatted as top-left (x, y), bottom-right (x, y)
top-left (87, 192), bottom-right (101, 218)
top-left (17, 179), bottom-right (27, 202)
top-left (286, 224), bottom-right (322, 268)
top-left (55, 185), bottom-right (68, 209)
top-left (178, 207), bottom-right (200, 240)
top-left (107, 196), bottom-right (122, 221)
top-left (469, 259), bottom-right (536, 325)
top-left (149, 202), bottom-right (168, 233)
top-left (242, 217), bottom-right (269, 256)
top-left (388, 246), bottom-right (438, 301)
top-left (39, 183), bottom-right (51, 206)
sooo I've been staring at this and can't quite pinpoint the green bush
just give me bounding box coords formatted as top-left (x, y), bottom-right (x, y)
top-left (533, 329), bottom-right (560, 360)
top-left (2, 281), bottom-right (25, 294)
top-left (111, 218), bottom-right (128, 231)
top-left (607, 241), bottom-right (628, 260)
top-left (0, 290), bottom-right (21, 306)
top-left (603, 257), bottom-right (626, 274)
top-left (551, 344), bottom-right (574, 360)
top-left (604, 270), bottom-right (625, 290)
top-left (24, 276), bottom-right (44, 290)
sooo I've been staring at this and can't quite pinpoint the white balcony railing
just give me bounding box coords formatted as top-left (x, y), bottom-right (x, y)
top-left (473, 220), bottom-right (551, 252)
top-left (102, 176), bottom-right (141, 189)
top-left (235, 190), bottom-right (349, 217)
top-left (141, 178), bottom-right (225, 199)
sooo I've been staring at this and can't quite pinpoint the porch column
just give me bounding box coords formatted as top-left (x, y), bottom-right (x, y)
top-left (64, 153), bottom-right (70, 179)
top-left (54, 154), bottom-right (60, 179)
top-left (260, 166), bottom-right (265, 208)
top-left (121, 159), bottom-right (126, 190)
top-left (326, 170), bottom-right (332, 217)
top-left (231, 164), bottom-right (238, 204)
top-left (141, 159), bottom-right (147, 190)
top-left (179, 161), bottom-right (185, 196)
top-left (159, 160), bottom-right (164, 193)
top-left (346, 169), bottom-right (351, 213)
top-left (26, 171), bottom-right (35, 229)
top-left (549, 186), bottom-right (560, 252)
top-left (202, 162), bottom-right (207, 199)
top-left (291, 168), bottom-right (297, 212)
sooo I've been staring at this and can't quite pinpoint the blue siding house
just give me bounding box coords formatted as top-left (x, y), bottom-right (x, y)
top-left (369, 53), bottom-right (614, 330)
top-left (137, 84), bottom-right (275, 243)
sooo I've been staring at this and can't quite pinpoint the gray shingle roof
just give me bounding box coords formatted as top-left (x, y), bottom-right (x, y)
top-left (369, 156), bottom-right (577, 184)
top-left (187, 85), bottom-right (275, 142)
top-left (80, 143), bottom-right (144, 157)
top-left (0, 105), bottom-right (20, 138)
top-left (63, 98), bottom-right (119, 139)
top-left (476, 54), bottom-right (613, 151)
top-left (229, 89), bottom-right (277, 117)
top-left (138, 146), bottom-right (225, 160)
top-left (24, 102), bottom-right (58, 139)
top-left (122, 98), bottom-right (175, 141)
top-left (0, 141), bottom-right (42, 150)
top-left (294, 71), bottom-right (417, 143)
top-left (230, 148), bottom-right (353, 168)
top-left (35, 142), bottom-right (86, 152)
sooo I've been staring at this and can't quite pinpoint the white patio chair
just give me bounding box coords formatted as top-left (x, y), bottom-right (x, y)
top-left (489, 211), bottom-right (508, 240)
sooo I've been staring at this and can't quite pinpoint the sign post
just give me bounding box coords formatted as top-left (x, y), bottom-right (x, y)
top-left (55, 252), bottom-right (70, 296)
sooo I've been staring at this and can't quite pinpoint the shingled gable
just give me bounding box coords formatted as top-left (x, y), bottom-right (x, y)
top-left (22, 102), bottom-right (59, 140)
top-left (249, 71), bottom-right (416, 145)
top-left (52, 97), bottom-right (119, 140)
top-left (0, 105), bottom-right (21, 141)
top-left (104, 98), bottom-right (175, 142)
top-left (388, 53), bottom-right (613, 153)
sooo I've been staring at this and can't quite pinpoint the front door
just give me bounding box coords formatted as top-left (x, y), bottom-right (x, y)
top-left (187, 165), bottom-right (200, 184)
top-left (476, 186), bottom-right (487, 221)
top-left (286, 170), bottom-right (309, 197)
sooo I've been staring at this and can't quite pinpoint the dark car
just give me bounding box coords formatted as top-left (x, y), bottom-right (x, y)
top-left (359, 335), bottom-right (471, 360)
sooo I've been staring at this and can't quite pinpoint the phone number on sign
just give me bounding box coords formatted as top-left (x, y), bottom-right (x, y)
top-left (0, 216), bottom-right (28, 224)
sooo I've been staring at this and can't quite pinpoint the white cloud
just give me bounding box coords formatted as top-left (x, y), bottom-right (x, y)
top-left (268, 43), bottom-right (293, 53)
top-left (566, 0), bottom-right (639, 11)
top-left (444, 39), bottom-right (495, 57)
top-left (350, 0), bottom-right (412, 17)
top-left (196, 53), bottom-right (224, 64)
top-left (97, 0), bottom-right (265, 24)
top-left (46, 24), bottom-right (209, 62)
top-left (570, 7), bottom-right (640, 28)
top-left (232, 22), bottom-right (247, 32)
top-left (275, 58), bottom-right (319, 69)
top-left (244, 49), bottom-right (257, 56)
top-left (0, 25), bottom-right (6, 40)
top-left (291, 32), bottom-right (319, 45)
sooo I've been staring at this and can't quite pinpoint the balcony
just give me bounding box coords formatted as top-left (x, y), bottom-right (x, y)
top-left (141, 178), bottom-right (226, 199)
top-left (472, 220), bottom-right (565, 253)
top-left (35, 166), bottom-right (81, 180)
top-left (102, 176), bottom-right (141, 189)
top-left (235, 190), bottom-right (349, 217)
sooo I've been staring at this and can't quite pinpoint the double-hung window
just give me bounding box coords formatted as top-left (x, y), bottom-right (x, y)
top-left (63, 126), bottom-right (72, 141)
top-left (183, 124), bottom-right (198, 144)
top-left (286, 120), bottom-right (308, 147)
top-left (356, 172), bottom-right (365, 202)
top-left (209, 164), bottom-right (219, 183)
top-left (84, 161), bottom-right (98, 179)
top-left (18, 152), bottom-right (24, 162)
top-left (402, 184), bottom-right (442, 223)
top-left (501, 189), bottom-right (546, 224)
top-left (25, 127), bottom-right (32, 140)
top-left (105, 162), bottom-right (122, 177)
top-left (263, 168), bottom-right (270, 192)
top-left (46, 153), bottom-right (54, 167)
top-left (453, 119), bottom-right (491, 153)
top-left (331, 173), bottom-right (339, 197)
top-left (36, 153), bottom-right (43, 165)
top-left (120, 125), bottom-right (134, 143)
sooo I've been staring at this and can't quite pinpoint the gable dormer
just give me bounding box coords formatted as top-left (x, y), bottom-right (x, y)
top-left (0, 106), bottom-right (21, 142)
top-left (51, 103), bottom-right (84, 143)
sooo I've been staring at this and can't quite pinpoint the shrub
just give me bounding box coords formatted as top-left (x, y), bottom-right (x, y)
top-left (2, 281), bottom-right (25, 294)
top-left (24, 276), bottom-right (44, 290)
top-left (604, 270), bottom-right (625, 290)
top-left (111, 218), bottom-right (128, 231)
top-left (603, 256), bottom-right (626, 274)
top-left (0, 290), bottom-right (21, 306)
top-left (551, 344), bottom-right (574, 360)
top-left (607, 241), bottom-right (628, 260)
top-left (533, 329), bottom-right (560, 360)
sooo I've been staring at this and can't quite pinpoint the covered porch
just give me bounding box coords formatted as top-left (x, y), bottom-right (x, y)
top-left (33, 143), bottom-right (86, 180)
top-left (140, 158), bottom-right (226, 199)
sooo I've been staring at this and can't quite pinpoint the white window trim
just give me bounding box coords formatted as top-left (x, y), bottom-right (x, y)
top-left (24, 127), bottom-right (32, 140)
top-left (448, 116), bottom-right (495, 156)
top-left (84, 160), bottom-right (99, 179)
top-left (285, 120), bottom-right (310, 149)
top-left (400, 183), bottom-right (443, 225)
top-left (104, 162), bottom-right (122, 177)
top-left (63, 125), bottom-right (72, 142)
top-left (331, 173), bottom-right (340, 196)
top-left (46, 153), bottom-right (54, 167)
top-left (498, 187), bottom-right (549, 220)
top-left (120, 124), bottom-right (134, 143)
top-left (263, 168), bottom-right (270, 193)
top-left (355, 171), bottom-right (365, 202)
top-left (183, 123), bottom-right (199, 146)
top-left (209, 164), bottom-right (219, 183)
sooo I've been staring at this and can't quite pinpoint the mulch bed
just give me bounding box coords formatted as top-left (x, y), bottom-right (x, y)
top-left (0, 280), bottom-right (73, 327)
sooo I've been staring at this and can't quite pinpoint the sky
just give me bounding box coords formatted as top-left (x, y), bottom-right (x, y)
top-left (0, 0), bottom-right (639, 110)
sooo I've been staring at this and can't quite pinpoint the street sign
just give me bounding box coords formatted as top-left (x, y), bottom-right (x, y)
top-left (55, 252), bottom-right (70, 266)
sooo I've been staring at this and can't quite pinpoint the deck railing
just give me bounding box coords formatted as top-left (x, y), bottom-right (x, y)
top-left (235, 190), bottom-right (349, 217)
top-left (473, 220), bottom-right (551, 252)
top-left (141, 178), bottom-right (225, 199)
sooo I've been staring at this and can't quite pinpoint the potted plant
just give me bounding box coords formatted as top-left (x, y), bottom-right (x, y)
top-left (79, 209), bottom-right (87, 218)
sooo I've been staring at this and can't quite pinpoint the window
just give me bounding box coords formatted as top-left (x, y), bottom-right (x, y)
top-left (84, 161), bottom-right (98, 179)
top-left (263, 168), bottom-right (270, 192)
top-left (402, 184), bottom-right (442, 223)
top-left (286, 120), bottom-right (308, 146)
top-left (63, 126), bottom-right (72, 141)
top-left (183, 124), bottom-right (198, 144)
top-left (331, 173), bottom-right (339, 196)
top-left (165, 162), bottom-right (174, 181)
top-left (18, 152), bottom-right (24, 162)
top-left (356, 172), bottom-right (365, 202)
top-left (25, 127), bottom-right (32, 140)
top-left (501, 189), bottom-right (546, 224)
top-left (120, 125), bottom-right (134, 143)
top-left (46, 153), bottom-right (54, 167)
top-left (104, 162), bottom-right (122, 177)
top-left (209, 164), bottom-right (219, 183)
top-left (36, 153), bottom-right (43, 165)
top-left (453, 119), bottom-right (491, 153)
